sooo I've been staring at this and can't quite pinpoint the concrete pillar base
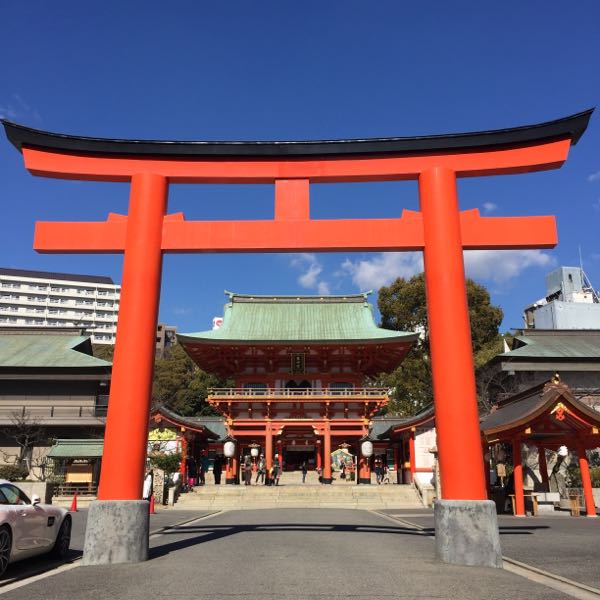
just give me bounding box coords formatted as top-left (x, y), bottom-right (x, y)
top-left (434, 499), bottom-right (502, 568)
top-left (225, 478), bottom-right (236, 485)
top-left (359, 478), bottom-right (371, 484)
top-left (82, 500), bottom-right (149, 565)
top-left (321, 478), bottom-right (332, 484)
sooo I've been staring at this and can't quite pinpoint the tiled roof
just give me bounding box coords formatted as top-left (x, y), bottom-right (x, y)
top-left (0, 333), bottom-right (111, 369)
top-left (502, 330), bottom-right (600, 360)
top-left (179, 292), bottom-right (417, 344)
top-left (47, 439), bottom-right (104, 458)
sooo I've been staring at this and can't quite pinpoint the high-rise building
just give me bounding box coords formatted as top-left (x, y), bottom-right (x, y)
top-left (523, 266), bottom-right (600, 329)
top-left (0, 268), bottom-right (120, 344)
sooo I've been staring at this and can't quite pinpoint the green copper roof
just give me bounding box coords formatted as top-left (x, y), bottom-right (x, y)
top-left (502, 330), bottom-right (600, 359)
top-left (47, 439), bottom-right (104, 458)
top-left (179, 292), bottom-right (417, 344)
top-left (0, 333), bottom-right (112, 369)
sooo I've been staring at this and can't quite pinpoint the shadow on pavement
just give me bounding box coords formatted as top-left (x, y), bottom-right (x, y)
top-left (1, 549), bottom-right (82, 586)
top-left (150, 522), bottom-right (431, 559)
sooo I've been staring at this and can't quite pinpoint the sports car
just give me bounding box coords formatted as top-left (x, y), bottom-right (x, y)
top-left (0, 479), bottom-right (71, 577)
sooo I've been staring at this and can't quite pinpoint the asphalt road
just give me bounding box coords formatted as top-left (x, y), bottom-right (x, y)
top-left (381, 508), bottom-right (600, 590)
top-left (0, 509), bottom-right (210, 586)
top-left (0, 508), bottom-right (576, 600)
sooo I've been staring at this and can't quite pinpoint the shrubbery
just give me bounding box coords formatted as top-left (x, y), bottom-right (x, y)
top-left (567, 466), bottom-right (600, 488)
top-left (0, 464), bottom-right (29, 481)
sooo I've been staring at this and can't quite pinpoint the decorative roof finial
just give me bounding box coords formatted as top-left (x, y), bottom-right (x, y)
top-left (552, 372), bottom-right (561, 385)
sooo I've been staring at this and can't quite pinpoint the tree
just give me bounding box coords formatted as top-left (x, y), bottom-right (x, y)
top-left (377, 273), bottom-right (504, 416)
top-left (0, 412), bottom-right (49, 479)
top-left (152, 344), bottom-right (225, 416)
top-left (92, 344), bottom-right (114, 362)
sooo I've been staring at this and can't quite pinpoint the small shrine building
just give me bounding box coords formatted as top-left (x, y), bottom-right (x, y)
top-left (172, 292), bottom-right (419, 484)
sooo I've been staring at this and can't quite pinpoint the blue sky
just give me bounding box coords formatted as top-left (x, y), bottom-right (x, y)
top-left (1, 1), bottom-right (599, 334)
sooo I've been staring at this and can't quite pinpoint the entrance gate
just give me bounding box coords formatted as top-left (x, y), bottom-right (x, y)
top-left (2, 110), bottom-right (592, 566)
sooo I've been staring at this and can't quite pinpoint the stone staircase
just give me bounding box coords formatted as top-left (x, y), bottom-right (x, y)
top-left (175, 475), bottom-right (422, 510)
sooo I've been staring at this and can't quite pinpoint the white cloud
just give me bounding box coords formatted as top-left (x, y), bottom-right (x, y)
top-left (482, 202), bottom-right (498, 213)
top-left (341, 252), bottom-right (423, 290)
top-left (593, 199), bottom-right (600, 212)
top-left (587, 171), bottom-right (600, 182)
top-left (340, 249), bottom-right (554, 290)
top-left (317, 281), bottom-right (331, 295)
top-left (0, 93), bottom-right (42, 122)
top-left (0, 104), bottom-right (18, 120)
top-left (290, 253), bottom-right (331, 294)
top-left (464, 249), bottom-right (554, 283)
top-left (173, 307), bottom-right (193, 316)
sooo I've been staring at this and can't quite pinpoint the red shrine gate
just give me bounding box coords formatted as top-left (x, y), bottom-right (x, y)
top-left (1, 110), bottom-right (593, 566)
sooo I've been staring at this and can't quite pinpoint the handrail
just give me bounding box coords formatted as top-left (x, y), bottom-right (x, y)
top-left (0, 405), bottom-right (107, 419)
top-left (208, 387), bottom-right (389, 399)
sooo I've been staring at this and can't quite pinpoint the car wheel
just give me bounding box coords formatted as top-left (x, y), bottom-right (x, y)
top-left (50, 516), bottom-right (71, 559)
top-left (0, 526), bottom-right (11, 578)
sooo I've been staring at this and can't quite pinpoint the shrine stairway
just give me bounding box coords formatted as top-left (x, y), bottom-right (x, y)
top-left (174, 480), bottom-right (423, 510)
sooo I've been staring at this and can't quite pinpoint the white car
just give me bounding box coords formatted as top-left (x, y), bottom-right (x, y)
top-left (0, 480), bottom-right (71, 578)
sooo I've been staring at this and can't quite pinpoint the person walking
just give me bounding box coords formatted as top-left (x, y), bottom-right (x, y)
top-left (213, 454), bottom-right (223, 485)
top-left (301, 461), bottom-right (308, 484)
top-left (272, 453), bottom-right (281, 486)
top-left (200, 451), bottom-right (209, 485)
top-left (243, 455), bottom-right (253, 485)
top-left (375, 457), bottom-right (383, 485)
top-left (256, 454), bottom-right (266, 485)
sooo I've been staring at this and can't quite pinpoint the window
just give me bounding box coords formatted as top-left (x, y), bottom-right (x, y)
top-left (0, 484), bottom-right (30, 505)
top-left (243, 382), bottom-right (268, 395)
top-left (329, 382), bottom-right (354, 395)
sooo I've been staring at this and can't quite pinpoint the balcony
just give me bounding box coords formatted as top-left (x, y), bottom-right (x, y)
top-left (208, 387), bottom-right (389, 401)
top-left (0, 403), bottom-right (107, 425)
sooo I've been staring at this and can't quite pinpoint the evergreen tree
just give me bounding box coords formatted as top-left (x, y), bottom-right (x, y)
top-left (377, 273), bottom-right (504, 416)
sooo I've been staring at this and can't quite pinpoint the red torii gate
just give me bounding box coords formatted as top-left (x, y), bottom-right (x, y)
top-left (1, 110), bottom-right (592, 567)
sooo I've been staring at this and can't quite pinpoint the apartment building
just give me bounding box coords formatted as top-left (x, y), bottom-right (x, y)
top-left (0, 268), bottom-right (120, 344)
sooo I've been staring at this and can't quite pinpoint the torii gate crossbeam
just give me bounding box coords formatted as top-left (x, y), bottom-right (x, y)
top-left (2, 109), bottom-right (593, 568)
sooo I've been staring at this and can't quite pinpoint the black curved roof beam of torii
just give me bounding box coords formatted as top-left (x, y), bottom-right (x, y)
top-left (1, 110), bottom-right (594, 158)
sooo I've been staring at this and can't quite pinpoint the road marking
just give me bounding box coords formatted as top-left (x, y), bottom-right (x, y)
top-left (0, 561), bottom-right (80, 595)
top-left (373, 510), bottom-right (600, 599)
top-left (369, 510), bottom-right (430, 532)
top-left (149, 510), bottom-right (223, 539)
top-left (503, 557), bottom-right (600, 600)
top-left (0, 511), bottom-right (223, 593)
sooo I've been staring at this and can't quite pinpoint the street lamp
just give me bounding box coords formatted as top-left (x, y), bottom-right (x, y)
top-left (249, 442), bottom-right (261, 472)
top-left (223, 435), bottom-right (237, 485)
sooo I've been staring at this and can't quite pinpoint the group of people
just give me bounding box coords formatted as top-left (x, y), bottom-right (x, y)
top-left (242, 453), bottom-right (282, 485)
top-left (338, 458), bottom-right (355, 481)
top-left (186, 453), bottom-right (218, 487)
top-left (374, 456), bottom-right (389, 484)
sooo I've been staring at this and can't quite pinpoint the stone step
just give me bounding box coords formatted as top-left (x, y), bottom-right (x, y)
top-left (174, 483), bottom-right (422, 510)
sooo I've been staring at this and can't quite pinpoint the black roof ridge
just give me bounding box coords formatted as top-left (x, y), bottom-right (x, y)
top-left (2, 109), bottom-right (593, 158)
top-left (0, 267), bottom-right (116, 286)
top-left (224, 290), bottom-right (372, 303)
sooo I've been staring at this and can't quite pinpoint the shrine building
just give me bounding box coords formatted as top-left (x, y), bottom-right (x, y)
top-left (170, 291), bottom-right (420, 484)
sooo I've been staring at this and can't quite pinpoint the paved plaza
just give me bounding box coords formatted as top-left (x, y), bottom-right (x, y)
top-left (2, 507), bottom-right (599, 599)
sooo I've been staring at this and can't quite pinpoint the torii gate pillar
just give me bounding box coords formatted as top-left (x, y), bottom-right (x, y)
top-left (1, 109), bottom-right (592, 568)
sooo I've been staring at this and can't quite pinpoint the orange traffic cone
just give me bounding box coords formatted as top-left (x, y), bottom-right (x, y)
top-left (69, 493), bottom-right (78, 512)
top-left (149, 495), bottom-right (156, 514)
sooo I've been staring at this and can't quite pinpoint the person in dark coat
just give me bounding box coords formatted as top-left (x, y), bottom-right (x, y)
top-left (213, 454), bottom-right (223, 485)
